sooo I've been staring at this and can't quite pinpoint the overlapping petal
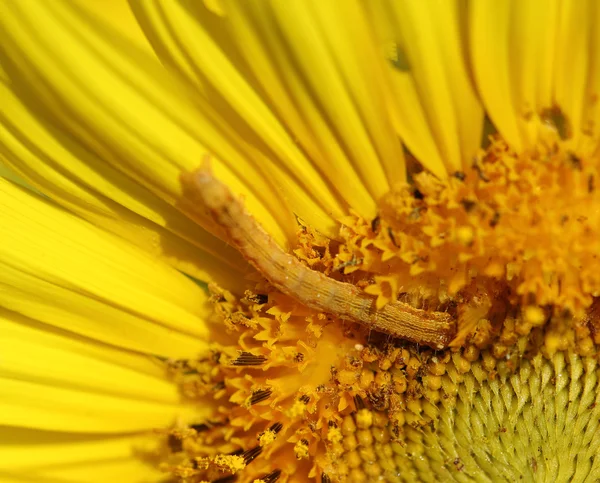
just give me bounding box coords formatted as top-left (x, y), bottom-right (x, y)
top-left (469, 0), bottom-right (600, 154)
top-left (0, 316), bottom-right (201, 480)
top-left (1, 429), bottom-right (163, 483)
top-left (0, 299), bottom-right (206, 482)
top-left (222, 0), bottom-right (406, 198)
top-left (0, 178), bottom-right (210, 358)
top-left (0, 80), bottom-right (247, 291)
top-left (367, 0), bottom-right (484, 176)
top-left (132, 0), bottom-right (351, 222)
top-left (130, 0), bottom-right (402, 225)
top-left (0, 0), bottom-right (303, 249)
top-left (0, 179), bottom-right (210, 480)
top-left (552, 0), bottom-right (600, 153)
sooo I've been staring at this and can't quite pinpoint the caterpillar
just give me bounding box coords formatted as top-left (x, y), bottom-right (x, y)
top-left (189, 165), bottom-right (455, 349)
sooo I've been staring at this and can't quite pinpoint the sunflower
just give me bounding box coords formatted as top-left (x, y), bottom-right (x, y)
top-left (1, 0), bottom-right (599, 482)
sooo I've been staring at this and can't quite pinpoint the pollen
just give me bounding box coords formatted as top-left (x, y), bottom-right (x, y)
top-left (158, 136), bottom-right (600, 482)
top-left (158, 284), bottom-right (599, 481)
top-left (336, 134), bottom-right (600, 352)
top-left (317, 351), bottom-right (600, 483)
top-left (523, 306), bottom-right (546, 326)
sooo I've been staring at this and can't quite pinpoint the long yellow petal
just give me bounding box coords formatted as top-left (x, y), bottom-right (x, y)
top-left (132, 1), bottom-right (403, 223)
top-left (0, 0), bottom-right (299, 247)
top-left (130, 0), bottom-right (351, 231)
top-left (0, 311), bottom-right (207, 433)
top-left (0, 160), bottom-right (40, 193)
top-left (509, 0), bottom-right (559, 131)
top-left (0, 373), bottom-right (192, 433)
top-left (0, 80), bottom-right (247, 291)
top-left (83, 0), bottom-right (154, 53)
top-left (1, 310), bottom-right (176, 402)
top-left (388, 0), bottom-right (483, 173)
top-left (553, 0), bottom-right (600, 151)
top-left (469, 2), bottom-right (524, 151)
top-left (367, 0), bottom-right (483, 176)
top-left (1, 430), bottom-right (162, 482)
top-left (584, 1), bottom-right (600, 156)
top-left (0, 429), bottom-right (148, 470)
top-left (470, 0), bottom-right (599, 154)
top-left (221, 0), bottom-right (406, 200)
top-left (0, 179), bottom-right (209, 358)
top-left (2, 459), bottom-right (162, 483)
top-left (582, 1), bottom-right (600, 153)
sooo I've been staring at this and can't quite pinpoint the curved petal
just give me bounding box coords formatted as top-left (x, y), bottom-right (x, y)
top-left (0, 0), bottom-right (301, 248)
top-left (367, 0), bottom-right (484, 176)
top-left (84, 0), bottom-right (155, 53)
top-left (1, 460), bottom-right (162, 483)
top-left (0, 311), bottom-right (208, 434)
top-left (0, 326), bottom-right (205, 433)
top-left (553, 0), bottom-right (600, 152)
top-left (1, 310), bottom-right (175, 402)
top-left (583, 1), bottom-right (600, 155)
top-left (223, 0), bottom-right (406, 198)
top-left (0, 377), bottom-right (184, 434)
top-left (0, 160), bottom-right (40, 193)
top-left (470, 2), bottom-right (532, 152)
top-left (1, 429), bottom-right (163, 483)
top-left (131, 0), bottom-right (405, 224)
top-left (131, 1), bottom-right (351, 227)
top-left (0, 80), bottom-right (247, 291)
top-left (0, 429), bottom-right (151, 470)
top-left (0, 178), bottom-right (210, 359)
top-left (470, 0), bottom-right (599, 153)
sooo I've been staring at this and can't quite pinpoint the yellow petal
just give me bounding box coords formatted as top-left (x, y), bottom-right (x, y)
top-left (0, 309), bottom-right (205, 476)
top-left (0, 160), bottom-right (40, 193)
top-left (82, 0), bottom-right (153, 53)
top-left (0, 178), bottom-right (209, 358)
top-left (130, 0), bottom-right (351, 233)
top-left (0, 80), bottom-right (247, 291)
top-left (0, 368), bottom-right (189, 434)
top-left (367, 0), bottom-right (483, 176)
top-left (553, 0), bottom-right (600, 150)
top-left (1, 430), bottom-right (162, 482)
top-left (3, 460), bottom-right (162, 483)
top-left (470, 0), bottom-right (599, 153)
top-left (581, 2), bottom-right (600, 151)
top-left (0, 429), bottom-right (148, 470)
top-left (509, 0), bottom-right (559, 127)
top-left (220, 1), bottom-right (406, 204)
top-left (1, 309), bottom-right (176, 402)
top-left (469, 2), bottom-right (524, 151)
top-left (0, 310), bottom-right (208, 433)
top-left (0, 0), bottom-right (297, 247)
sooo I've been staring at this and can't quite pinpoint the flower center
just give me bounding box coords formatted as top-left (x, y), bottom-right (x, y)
top-left (323, 133), bottom-right (600, 358)
top-left (157, 134), bottom-right (599, 482)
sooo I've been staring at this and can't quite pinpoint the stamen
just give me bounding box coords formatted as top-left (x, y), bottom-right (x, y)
top-left (249, 388), bottom-right (273, 405)
top-left (231, 351), bottom-right (267, 366)
top-left (258, 469), bottom-right (282, 483)
top-left (242, 446), bottom-right (263, 465)
top-left (353, 394), bottom-right (366, 410)
top-left (189, 166), bottom-right (456, 349)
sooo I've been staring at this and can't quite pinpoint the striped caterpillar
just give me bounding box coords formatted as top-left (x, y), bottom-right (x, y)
top-left (190, 166), bottom-right (455, 349)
